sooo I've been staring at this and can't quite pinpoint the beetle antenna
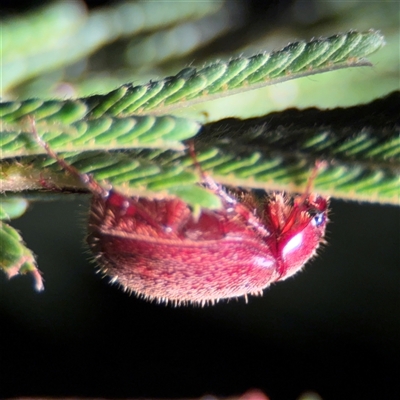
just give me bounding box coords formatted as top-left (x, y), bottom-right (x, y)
top-left (295, 160), bottom-right (326, 207)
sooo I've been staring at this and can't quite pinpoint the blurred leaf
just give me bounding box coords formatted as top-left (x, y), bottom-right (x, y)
top-left (2, 0), bottom-right (224, 91)
top-left (0, 220), bottom-right (43, 291)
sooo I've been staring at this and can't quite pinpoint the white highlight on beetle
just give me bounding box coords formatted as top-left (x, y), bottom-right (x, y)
top-left (253, 256), bottom-right (275, 269)
top-left (282, 232), bottom-right (303, 258)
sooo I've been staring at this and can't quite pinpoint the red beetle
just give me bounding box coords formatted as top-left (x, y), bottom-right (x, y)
top-left (32, 125), bottom-right (329, 305)
top-left (88, 178), bottom-right (328, 305)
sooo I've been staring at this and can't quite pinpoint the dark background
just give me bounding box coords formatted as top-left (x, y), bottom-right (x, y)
top-left (1, 197), bottom-right (399, 399)
top-left (1, 1), bottom-right (399, 399)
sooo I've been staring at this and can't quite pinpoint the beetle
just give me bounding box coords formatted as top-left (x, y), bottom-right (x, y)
top-left (31, 123), bottom-right (329, 305)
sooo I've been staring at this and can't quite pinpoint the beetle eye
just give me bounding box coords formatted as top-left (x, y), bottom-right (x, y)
top-left (312, 212), bottom-right (326, 227)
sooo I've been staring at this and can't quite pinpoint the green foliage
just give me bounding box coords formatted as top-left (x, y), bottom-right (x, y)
top-left (2, 1), bottom-right (223, 91)
top-left (1, 30), bottom-right (391, 204)
top-left (0, 219), bottom-right (43, 291)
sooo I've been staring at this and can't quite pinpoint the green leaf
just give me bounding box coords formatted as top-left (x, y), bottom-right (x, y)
top-left (1, 30), bottom-right (385, 123)
top-left (192, 91), bottom-right (399, 205)
top-left (2, 91), bottom-right (398, 206)
top-left (1, 115), bottom-right (201, 157)
top-left (0, 197), bottom-right (29, 220)
top-left (87, 30), bottom-right (385, 115)
top-left (0, 220), bottom-right (43, 291)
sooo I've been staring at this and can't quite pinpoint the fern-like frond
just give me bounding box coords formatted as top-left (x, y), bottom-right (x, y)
top-left (1, 30), bottom-right (384, 125)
